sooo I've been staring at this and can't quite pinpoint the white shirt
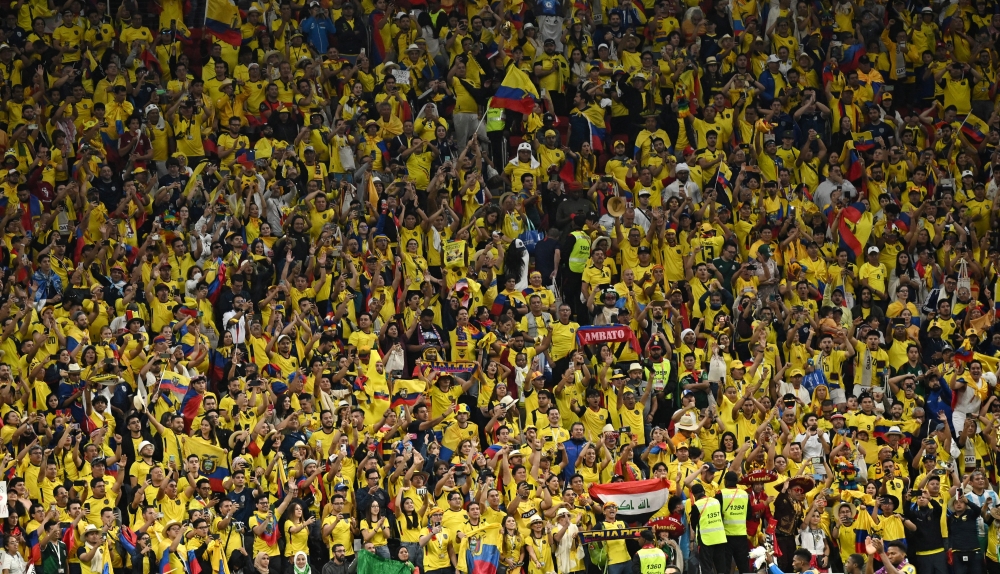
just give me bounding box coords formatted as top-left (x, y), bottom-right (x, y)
top-left (0, 549), bottom-right (28, 574)
top-left (663, 178), bottom-right (702, 204)
top-left (222, 309), bottom-right (249, 345)
top-left (777, 380), bottom-right (811, 406)
top-left (794, 431), bottom-right (829, 461)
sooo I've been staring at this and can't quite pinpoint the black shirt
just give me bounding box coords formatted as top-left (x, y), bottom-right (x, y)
top-left (861, 120), bottom-right (893, 147)
top-left (92, 176), bottom-right (125, 212)
top-left (334, 16), bottom-right (367, 54)
top-left (406, 420), bottom-right (432, 451)
top-left (904, 500), bottom-right (945, 551)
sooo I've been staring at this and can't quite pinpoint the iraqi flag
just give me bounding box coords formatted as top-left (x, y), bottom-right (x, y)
top-left (589, 478), bottom-right (673, 523)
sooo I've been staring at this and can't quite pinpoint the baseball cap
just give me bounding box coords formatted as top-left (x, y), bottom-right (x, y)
top-left (867, 246), bottom-right (880, 254)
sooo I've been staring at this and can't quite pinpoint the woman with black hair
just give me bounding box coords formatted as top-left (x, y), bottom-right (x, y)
top-left (0, 532), bottom-right (28, 574)
top-left (395, 486), bottom-right (430, 569)
top-left (359, 500), bottom-right (391, 559)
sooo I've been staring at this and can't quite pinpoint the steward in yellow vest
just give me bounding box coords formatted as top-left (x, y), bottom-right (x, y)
top-left (721, 471), bottom-right (751, 573)
top-left (631, 530), bottom-right (668, 574)
top-left (690, 483), bottom-right (729, 574)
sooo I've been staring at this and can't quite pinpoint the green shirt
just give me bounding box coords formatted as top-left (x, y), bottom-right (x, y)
top-left (713, 257), bottom-right (741, 294)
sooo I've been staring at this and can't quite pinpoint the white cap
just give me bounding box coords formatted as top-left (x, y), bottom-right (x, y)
top-left (529, 514), bottom-right (544, 523)
top-left (675, 162), bottom-right (690, 172)
top-left (524, 22), bottom-right (535, 29)
top-left (867, 246), bottom-right (880, 254)
top-left (598, 43), bottom-right (609, 50)
top-left (144, 104), bottom-right (159, 113)
top-left (767, 54), bottom-right (780, 63)
top-left (0, 44), bottom-right (11, 51)
top-left (383, 61), bottom-right (398, 69)
top-left (962, 170), bottom-right (975, 178)
top-left (556, 508), bottom-right (571, 517)
top-left (138, 440), bottom-right (154, 452)
top-left (517, 142), bottom-right (533, 152)
top-left (407, 44), bottom-right (420, 51)
top-left (7, 169), bottom-right (17, 176)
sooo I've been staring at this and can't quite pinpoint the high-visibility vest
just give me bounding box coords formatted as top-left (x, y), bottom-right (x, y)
top-left (637, 546), bottom-right (667, 574)
top-left (568, 230), bottom-right (590, 273)
top-left (485, 100), bottom-right (505, 132)
top-left (720, 487), bottom-right (749, 536)
top-left (694, 497), bottom-right (727, 546)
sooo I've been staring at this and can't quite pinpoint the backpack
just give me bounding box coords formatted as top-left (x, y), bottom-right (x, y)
top-left (587, 523), bottom-right (609, 569)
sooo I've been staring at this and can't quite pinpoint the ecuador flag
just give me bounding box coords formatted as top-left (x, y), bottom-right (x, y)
top-left (184, 435), bottom-right (231, 491)
top-left (961, 112), bottom-right (989, 145)
top-left (490, 63), bottom-right (539, 114)
top-left (829, 202), bottom-right (874, 262)
top-left (391, 379), bottom-right (426, 410)
top-left (205, 0), bottom-right (242, 46)
top-left (457, 523), bottom-right (502, 574)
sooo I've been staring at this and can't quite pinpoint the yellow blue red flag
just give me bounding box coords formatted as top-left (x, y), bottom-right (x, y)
top-left (490, 63), bottom-right (539, 114)
top-left (184, 435), bottom-right (230, 491)
top-left (205, 0), bottom-right (242, 46)
top-left (457, 523), bottom-right (502, 574)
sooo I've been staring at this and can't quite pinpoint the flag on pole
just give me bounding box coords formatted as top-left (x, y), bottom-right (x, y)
top-left (204, 0), bottom-right (242, 46)
top-left (205, 258), bottom-right (227, 304)
top-left (490, 63), bottom-right (539, 114)
top-left (852, 131), bottom-right (876, 152)
top-left (961, 112), bottom-right (989, 145)
top-left (159, 370), bottom-right (191, 403)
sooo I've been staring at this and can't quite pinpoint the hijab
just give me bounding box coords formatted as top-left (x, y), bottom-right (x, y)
top-left (253, 552), bottom-right (270, 573)
top-left (292, 551), bottom-right (310, 574)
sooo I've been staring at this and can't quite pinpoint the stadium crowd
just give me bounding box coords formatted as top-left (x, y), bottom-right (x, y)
top-left (2, 0), bottom-right (1000, 574)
